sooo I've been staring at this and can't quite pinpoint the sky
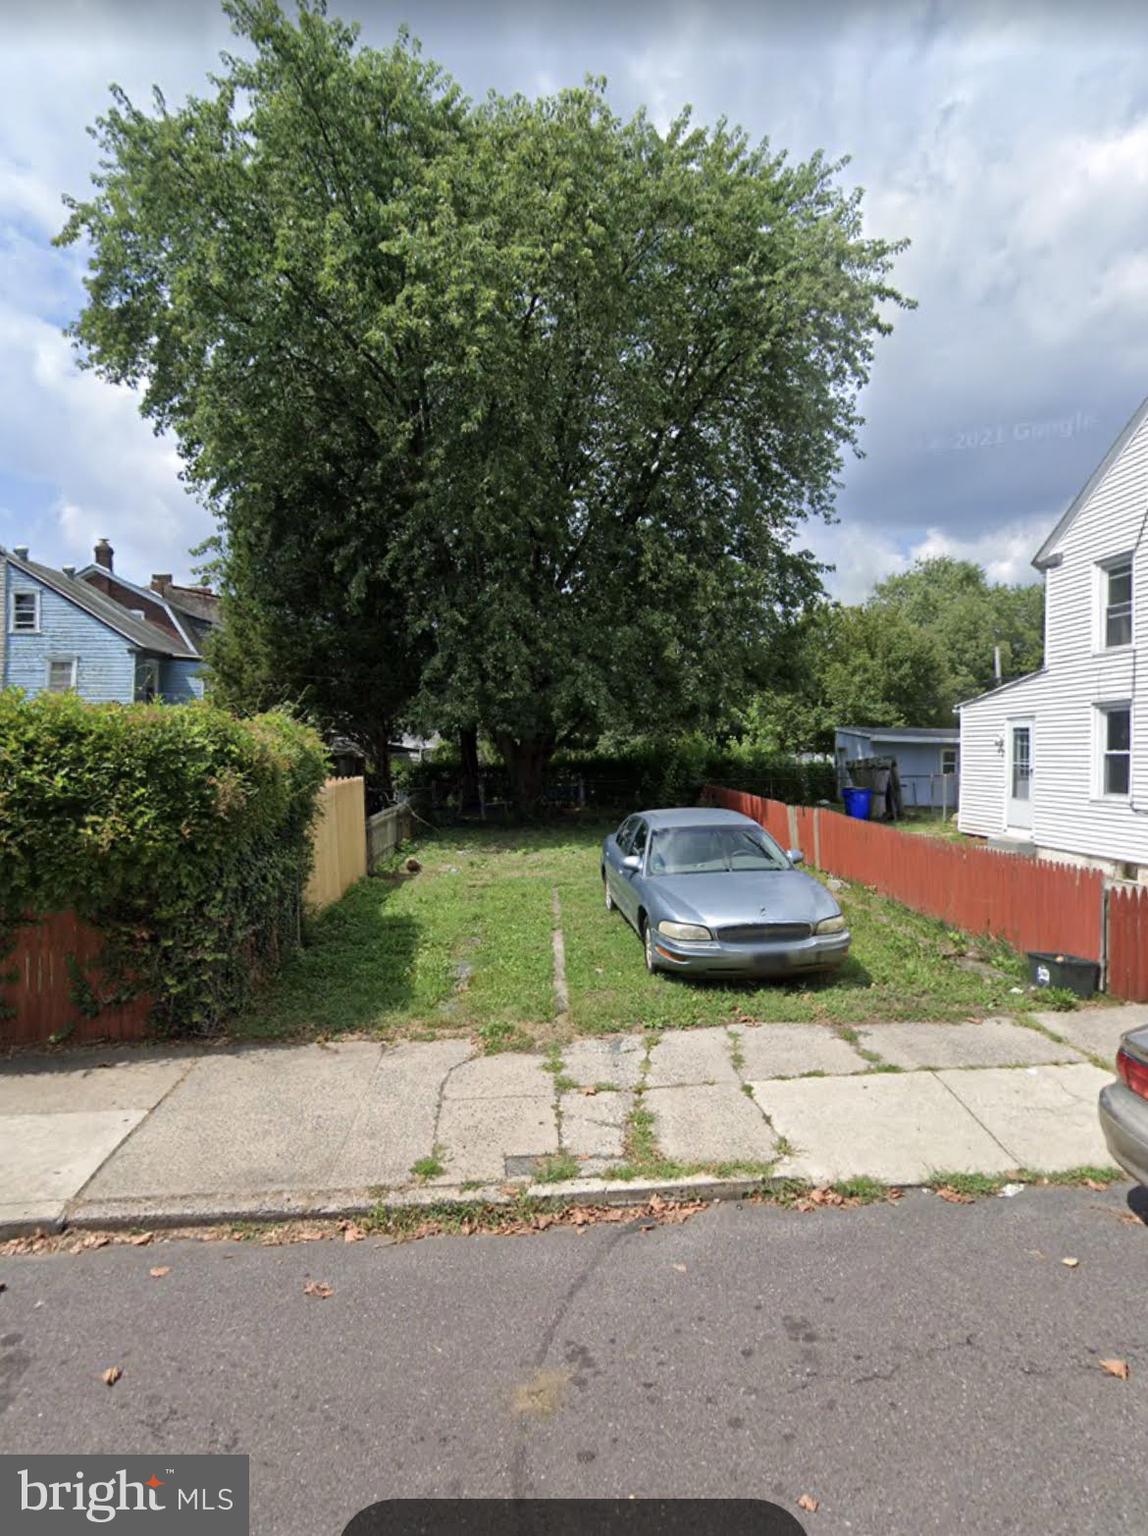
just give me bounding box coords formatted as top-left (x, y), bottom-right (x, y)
top-left (3, 0), bottom-right (1148, 599)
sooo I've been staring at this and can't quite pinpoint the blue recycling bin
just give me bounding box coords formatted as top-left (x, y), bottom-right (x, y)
top-left (842, 786), bottom-right (873, 820)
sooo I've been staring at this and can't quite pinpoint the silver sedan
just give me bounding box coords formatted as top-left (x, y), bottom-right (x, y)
top-left (1099, 1023), bottom-right (1148, 1185)
top-left (600, 806), bottom-right (851, 977)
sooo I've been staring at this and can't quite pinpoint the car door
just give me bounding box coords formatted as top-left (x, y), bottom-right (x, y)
top-left (618, 818), bottom-right (649, 923)
top-left (605, 816), bottom-right (637, 901)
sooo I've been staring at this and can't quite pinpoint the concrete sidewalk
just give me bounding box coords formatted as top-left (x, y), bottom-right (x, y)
top-left (1, 1005), bottom-right (1138, 1235)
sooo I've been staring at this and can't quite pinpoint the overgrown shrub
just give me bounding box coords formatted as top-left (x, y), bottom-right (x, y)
top-left (0, 692), bottom-right (328, 1035)
top-left (397, 736), bottom-right (835, 813)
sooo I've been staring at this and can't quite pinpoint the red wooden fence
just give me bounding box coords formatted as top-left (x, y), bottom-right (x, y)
top-left (706, 785), bottom-right (1105, 965)
top-left (4, 913), bottom-right (152, 1046)
top-left (1108, 885), bottom-right (1148, 1002)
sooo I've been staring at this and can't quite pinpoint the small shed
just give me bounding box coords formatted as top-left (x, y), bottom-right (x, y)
top-left (834, 725), bottom-right (960, 813)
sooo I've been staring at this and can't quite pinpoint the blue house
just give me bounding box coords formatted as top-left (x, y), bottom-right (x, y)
top-left (1, 542), bottom-right (208, 703)
top-left (834, 724), bottom-right (961, 812)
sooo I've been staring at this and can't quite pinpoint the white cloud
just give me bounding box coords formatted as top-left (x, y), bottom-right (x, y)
top-left (0, 302), bottom-right (210, 580)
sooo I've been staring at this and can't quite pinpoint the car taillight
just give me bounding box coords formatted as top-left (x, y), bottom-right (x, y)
top-left (1116, 1047), bottom-right (1148, 1100)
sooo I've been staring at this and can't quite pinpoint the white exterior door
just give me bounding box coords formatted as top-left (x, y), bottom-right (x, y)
top-left (1006, 718), bottom-right (1034, 830)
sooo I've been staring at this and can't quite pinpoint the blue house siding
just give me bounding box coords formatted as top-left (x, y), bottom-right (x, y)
top-left (834, 727), bottom-right (960, 810)
top-left (161, 657), bottom-right (206, 702)
top-left (4, 565), bottom-right (136, 702)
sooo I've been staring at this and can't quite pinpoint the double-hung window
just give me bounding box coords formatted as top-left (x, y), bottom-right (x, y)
top-left (10, 590), bottom-right (39, 632)
top-left (1103, 558), bottom-right (1133, 648)
top-left (1098, 703), bottom-right (1132, 797)
top-left (46, 657), bottom-right (77, 693)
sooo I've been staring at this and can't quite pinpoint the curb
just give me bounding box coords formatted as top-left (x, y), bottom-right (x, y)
top-left (1, 1174), bottom-right (775, 1240)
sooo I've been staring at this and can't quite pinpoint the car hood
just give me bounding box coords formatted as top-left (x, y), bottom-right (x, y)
top-left (649, 869), bottom-right (842, 928)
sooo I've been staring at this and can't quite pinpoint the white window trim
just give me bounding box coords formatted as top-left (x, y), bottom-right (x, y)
top-left (1094, 553), bottom-right (1134, 653)
top-left (45, 655), bottom-right (78, 693)
top-left (9, 588), bottom-right (41, 634)
top-left (941, 747), bottom-right (959, 774)
top-left (1093, 699), bottom-right (1132, 801)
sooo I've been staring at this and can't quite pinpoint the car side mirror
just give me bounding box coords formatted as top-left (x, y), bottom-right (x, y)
top-left (622, 854), bottom-right (641, 871)
top-left (787, 848), bottom-right (804, 865)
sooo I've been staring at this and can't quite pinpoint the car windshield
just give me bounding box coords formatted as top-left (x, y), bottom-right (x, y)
top-left (648, 825), bottom-right (789, 875)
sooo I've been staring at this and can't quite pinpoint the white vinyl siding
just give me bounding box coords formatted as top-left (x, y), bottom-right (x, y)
top-left (962, 405), bottom-right (1148, 864)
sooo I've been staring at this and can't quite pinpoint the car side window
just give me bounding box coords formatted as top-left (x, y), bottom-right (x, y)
top-left (630, 820), bottom-right (649, 864)
top-left (615, 817), bottom-right (636, 851)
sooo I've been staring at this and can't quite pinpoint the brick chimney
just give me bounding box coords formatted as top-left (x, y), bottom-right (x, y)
top-left (150, 573), bottom-right (173, 595)
top-left (94, 538), bottom-right (114, 572)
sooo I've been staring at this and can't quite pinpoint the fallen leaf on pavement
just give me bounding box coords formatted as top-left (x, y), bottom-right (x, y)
top-left (887, 1187), bottom-right (904, 1201)
top-left (808, 1187), bottom-right (844, 1207)
top-left (148, 1266), bottom-right (170, 1279)
top-left (1061, 1257), bottom-right (1079, 1268)
top-left (1083, 1179), bottom-right (1108, 1192)
top-left (102, 1367), bottom-right (123, 1387)
top-left (936, 1186), bottom-right (974, 1204)
top-left (672, 1263), bottom-right (687, 1273)
top-left (303, 1281), bottom-right (334, 1299)
top-left (796, 1493), bottom-right (820, 1513)
top-left (129, 1233), bottom-right (153, 1247)
top-left (80, 1235), bottom-right (110, 1250)
top-left (342, 1224), bottom-right (366, 1243)
top-left (1101, 1358), bottom-right (1130, 1380)
top-left (580, 1086), bottom-right (598, 1096)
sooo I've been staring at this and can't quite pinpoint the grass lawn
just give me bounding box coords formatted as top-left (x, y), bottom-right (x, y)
top-left (235, 820), bottom-right (1050, 1044)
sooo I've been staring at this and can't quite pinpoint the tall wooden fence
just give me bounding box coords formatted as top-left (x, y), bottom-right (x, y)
top-left (1108, 885), bottom-right (1148, 1002)
top-left (305, 776), bottom-right (368, 910)
top-left (704, 784), bottom-right (1113, 978)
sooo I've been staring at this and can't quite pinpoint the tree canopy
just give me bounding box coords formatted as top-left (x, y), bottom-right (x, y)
top-left (60, 0), bottom-right (909, 809)
top-left (736, 557), bottom-right (1045, 753)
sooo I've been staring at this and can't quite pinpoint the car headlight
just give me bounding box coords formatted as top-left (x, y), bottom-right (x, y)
top-left (657, 920), bottom-right (713, 942)
top-left (814, 915), bottom-right (847, 935)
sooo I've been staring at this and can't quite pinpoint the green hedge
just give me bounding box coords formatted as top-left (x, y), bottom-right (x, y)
top-left (0, 692), bottom-right (328, 1035)
top-left (397, 739), bottom-right (836, 812)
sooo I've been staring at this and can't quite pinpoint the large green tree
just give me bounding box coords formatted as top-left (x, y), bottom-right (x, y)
top-left (869, 556), bottom-right (1044, 708)
top-left (60, 0), bottom-right (909, 810)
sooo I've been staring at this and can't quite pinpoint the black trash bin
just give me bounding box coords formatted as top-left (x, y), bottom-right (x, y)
top-left (1027, 951), bottom-right (1100, 998)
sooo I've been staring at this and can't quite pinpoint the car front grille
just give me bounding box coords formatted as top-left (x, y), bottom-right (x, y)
top-left (716, 922), bottom-right (812, 944)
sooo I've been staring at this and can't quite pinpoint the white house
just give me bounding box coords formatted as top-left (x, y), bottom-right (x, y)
top-left (958, 395), bottom-right (1148, 880)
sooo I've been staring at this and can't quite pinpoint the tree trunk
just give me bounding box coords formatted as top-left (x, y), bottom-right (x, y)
top-left (459, 725), bottom-right (480, 814)
top-left (493, 731), bottom-right (556, 819)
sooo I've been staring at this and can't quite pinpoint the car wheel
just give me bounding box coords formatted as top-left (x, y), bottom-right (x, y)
top-left (603, 870), bottom-right (615, 912)
top-left (643, 919), bottom-right (659, 974)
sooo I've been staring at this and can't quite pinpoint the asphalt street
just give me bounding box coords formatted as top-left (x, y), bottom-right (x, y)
top-left (2, 1187), bottom-right (1147, 1536)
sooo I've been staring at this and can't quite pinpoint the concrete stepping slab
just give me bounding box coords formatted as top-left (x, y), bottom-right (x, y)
top-left (375, 1039), bottom-right (475, 1098)
top-left (0, 1110), bottom-right (146, 1203)
top-left (647, 1085), bottom-right (777, 1163)
top-left (646, 1028), bottom-right (738, 1087)
top-left (1033, 1005), bottom-right (1146, 1066)
top-left (856, 1019), bottom-right (1084, 1071)
top-left (0, 1050), bottom-right (192, 1115)
top-left (936, 1063), bottom-right (1113, 1170)
top-left (442, 1053), bottom-right (553, 1099)
top-left (82, 1043), bottom-right (386, 1198)
top-left (560, 1089), bottom-right (630, 1161)
top-left (732, 1023), bottom-right (866, 1079)
top-left (756, 1073), bottom-right (1016, 1184)
top-left (435, 1096), bottom-right (559, 1183)
top-left (561, 1037), bottom-right (644, 1090)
